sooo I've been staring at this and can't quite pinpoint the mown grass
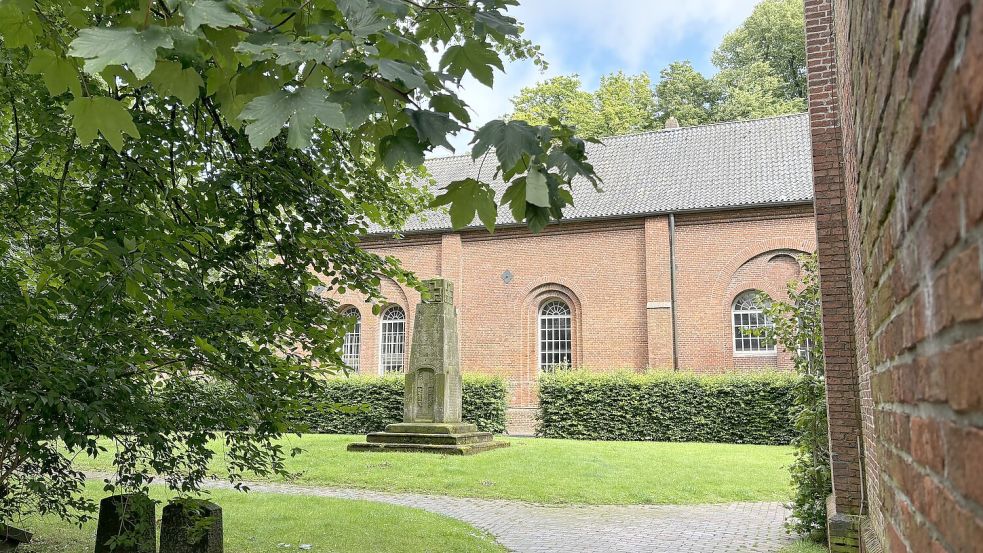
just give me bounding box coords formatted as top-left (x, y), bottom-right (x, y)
top-left (14, 481), bottom-right (504, 553)
top-left (778, 540), bottom-right (829, 553)
top-left (74, 434), bottom-right (794, 505)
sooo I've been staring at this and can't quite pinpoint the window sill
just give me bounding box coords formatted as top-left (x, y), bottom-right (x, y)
top-left (733, 351), bottom-right (778, 358)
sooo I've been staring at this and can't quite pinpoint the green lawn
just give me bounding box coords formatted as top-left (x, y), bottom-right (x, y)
top-left (75, 434), bottom-right (793, 505)
top-left (15, 481), bottom-right (504, 553)
top-left (779, 540), bottom-right (828, 553)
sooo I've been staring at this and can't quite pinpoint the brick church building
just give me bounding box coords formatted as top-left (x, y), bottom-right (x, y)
top-left (327, 113), bottom-right (817, 431)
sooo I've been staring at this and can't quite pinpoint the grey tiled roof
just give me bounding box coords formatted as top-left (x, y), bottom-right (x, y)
top-left (373, 112), bottom-right (813, 234)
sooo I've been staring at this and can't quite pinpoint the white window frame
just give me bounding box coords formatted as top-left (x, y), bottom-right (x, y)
top-left (379, 305), bottom-right (406, 374)
top-left (732, 291), bottom-right (776, 355)
top-left (341, 307), bottom-right (361, 371)
top-left (538, 299), bottom-right (572, 371)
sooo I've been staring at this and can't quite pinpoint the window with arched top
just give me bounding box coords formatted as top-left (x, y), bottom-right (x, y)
top-left (341, 307), bottom-right (361, 371)
top-left (379, 306), bottom-right (406, 374)
top-left (732, 291), bottom-right (775, 354)
top-left (539, 300), bottom-right (572, 371)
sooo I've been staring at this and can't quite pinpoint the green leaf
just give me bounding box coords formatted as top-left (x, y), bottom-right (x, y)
top-left (26, 50), bottom-right (82, 97)
top-left (431, 179), bottom-right (496, 231)
top-left (236, 38), bottom-right (345, 66)
top-left (406, 109), bottom-right (459, 151)
top-left (193, 336), bottom-right (219, 355)
top-left (525, 166), bottom-right (550, 207)
top-left (333, 87), bottom-right (381, 127)
top-left (147, 60), bottom-right (204, 104)
top-left (240, 87), bottom-right (346, 149)
top-left (69, 26), bottom-right (173, 79)
top-left (373, 58), bottom-right (427, 90)
top-left (474, 10), bottom-right (519, 36)
top-left (65, 97), bottom-right (140, 152)
top-left (429, 94), bottom-right (471, 125)
top-left (180, 0), bottom-right (244, 31)
top-left (439, 40), bottom-right (503, 87)
top-left (378, 127), bottom-right (425, 169)
top-left (337, 0), bottom-right (390, 37)
top-left (0, 3), bottom-right (41, 48)
top-left (501, 181), bottom-right (527, 222)
top-left (471, 119), bottom-right (542, 173)
top-left (548, 143), bottom-right (599, 186)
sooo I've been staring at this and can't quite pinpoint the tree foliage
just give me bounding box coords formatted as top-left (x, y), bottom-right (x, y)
top-left (509, 0), bottom-right (805, 135)
top-left (0, 0), bottom-right (597, 526)
top-left (760, 254), bottom-right (831, 541)
top-left (712, 0), bottom-right (807, 100)
top-left (509, 72), bottom-right (658, 138)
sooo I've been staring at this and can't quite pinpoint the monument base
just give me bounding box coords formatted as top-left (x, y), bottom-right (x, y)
top-left (348, 422), bottom-right (510, 455)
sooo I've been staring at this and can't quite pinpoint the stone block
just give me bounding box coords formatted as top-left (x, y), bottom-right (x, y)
top-left (385, 422), bottom-right (477, 435)
top-left (0, 524), bottom-right (32, 550)
top-left (95, 494), bottom-right (157, 553)
top-left (347, 440), bottom-right (510, 455)
top-left (159, 500), bottom-right (223, 553)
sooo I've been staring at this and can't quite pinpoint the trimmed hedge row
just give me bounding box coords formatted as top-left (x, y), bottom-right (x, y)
top-left (291, 374), bottom-right (508, 434)
top-left (538, 370), bottom-right (798, 444)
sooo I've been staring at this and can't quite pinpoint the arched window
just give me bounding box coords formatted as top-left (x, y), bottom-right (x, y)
top-left (341, 307), bottom-right (361, 371)
top-left (379, 306), bottom-right (406, 374)
top-left (539, 300), bottom-right (572, 371)
top-left (732, 291), bottom-right (775, 353)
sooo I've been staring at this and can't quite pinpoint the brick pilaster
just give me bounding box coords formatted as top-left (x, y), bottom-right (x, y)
top-left (804, 0), bottom-right (865, 519)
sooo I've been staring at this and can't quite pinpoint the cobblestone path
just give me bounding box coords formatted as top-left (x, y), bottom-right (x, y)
top-left (88, 472), bottom-right (794, 552)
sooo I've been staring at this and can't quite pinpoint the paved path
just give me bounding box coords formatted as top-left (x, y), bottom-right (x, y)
top-left (88, 473), bottom-right (795, 552)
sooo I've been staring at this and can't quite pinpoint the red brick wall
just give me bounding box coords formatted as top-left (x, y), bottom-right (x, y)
top-left (325, 206), bottom-right (816, 419)
top-left (673, 206), bottom-right (817, 371)
top-left (808, 0), bottom-right (983, 550)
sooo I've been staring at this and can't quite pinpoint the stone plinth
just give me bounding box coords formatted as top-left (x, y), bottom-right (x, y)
top-left (160, 500), bottom-right (223, 553)
top-left (348, 279), bottom-right (508, 455)
top-left (348, 421), bottom-right (509, 455)
top-left (95, 494), bottom-right (157, 553)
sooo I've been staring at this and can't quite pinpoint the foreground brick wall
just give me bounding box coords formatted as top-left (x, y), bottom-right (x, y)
top-left (807, 0), bottom-right (983, 550)
top-left (325, 206), bottom-right (816, 418)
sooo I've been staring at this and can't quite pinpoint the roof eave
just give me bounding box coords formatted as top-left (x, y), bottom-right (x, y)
top-left (361, 199), bottom-right (816, 239)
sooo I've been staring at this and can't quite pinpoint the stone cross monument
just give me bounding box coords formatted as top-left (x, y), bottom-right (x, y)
top-left (403, 278), bottom-right (461, 424)
top-left (348, 278), bottom-right (508, 455)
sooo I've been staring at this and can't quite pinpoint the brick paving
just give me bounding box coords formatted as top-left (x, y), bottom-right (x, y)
top-left (88, 472), bottom-right (794, 551)
top-left (90, 471), bottom-right (794, 553)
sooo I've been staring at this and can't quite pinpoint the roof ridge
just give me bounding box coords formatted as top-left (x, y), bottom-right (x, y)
top-left (423, 112), bottom-right (810, 163)
top-left (594, 111), bottom-right (809, 142)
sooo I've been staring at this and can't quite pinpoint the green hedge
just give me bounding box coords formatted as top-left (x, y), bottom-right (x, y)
top-left (538, 370), bottom-right (798, 444)
top-left (291, 374), bottom-right (507, 434)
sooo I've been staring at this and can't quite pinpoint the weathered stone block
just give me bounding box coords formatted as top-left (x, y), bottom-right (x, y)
top-left (95, 494), bottom-right (157, 553)
top-left (403, 279), bottom-right (462, 424)
top-left (0, 524), bottom-right (32, 551)
top-left (159, 500), bottom-right (223, 553)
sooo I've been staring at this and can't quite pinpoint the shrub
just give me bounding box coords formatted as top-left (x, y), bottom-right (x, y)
top-left (760, 253), bottom-right (831, 541)
top-left (290, 374), bottom-right (507, 434)
top-left (537, 370), bottom-right (798, 444)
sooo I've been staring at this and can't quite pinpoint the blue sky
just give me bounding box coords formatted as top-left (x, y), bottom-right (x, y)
top-left (438, 0), bottom-right (762, 153)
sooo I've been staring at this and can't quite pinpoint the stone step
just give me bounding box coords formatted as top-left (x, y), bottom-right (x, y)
top-left (347, 440), bottom-right (510, 456)
top-left (385, 422), bottom-right (479, 435)
top-left (366, 431), bottom-right (494, 445)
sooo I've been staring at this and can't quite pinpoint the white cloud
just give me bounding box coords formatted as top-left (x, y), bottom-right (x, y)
top-left (430, 0), bottom-right (761, 156)
top-left (514, 0), bottom-right (761, 71)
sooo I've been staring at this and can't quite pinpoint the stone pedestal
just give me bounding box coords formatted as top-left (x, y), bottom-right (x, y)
top-left (348, 421), bottom-right (509, 455)
top-left (160, 500), bottom-right (223, 553)
top-left (348, 279), bottom-right (508, 455)
top-left (95, 494), bottom-right (157, 553)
